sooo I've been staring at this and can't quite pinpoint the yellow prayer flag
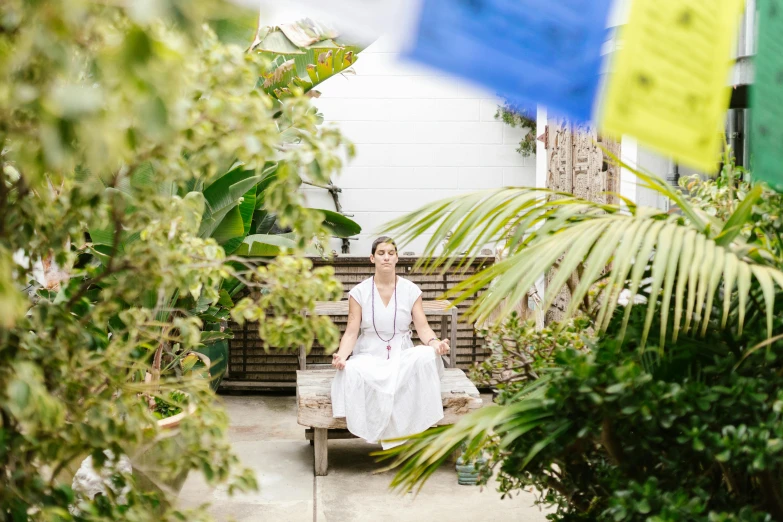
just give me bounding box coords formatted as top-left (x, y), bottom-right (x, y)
top-left (600, 0), bottom-right (745, 172)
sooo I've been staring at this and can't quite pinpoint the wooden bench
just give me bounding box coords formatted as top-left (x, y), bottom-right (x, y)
top-left (297, 368), bottom-right (482, 475)
top-left (296, 299), bottom-right (481, 476)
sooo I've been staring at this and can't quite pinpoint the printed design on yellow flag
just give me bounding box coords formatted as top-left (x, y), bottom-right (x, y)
top-left (600, 0), bottom-right (744, 172)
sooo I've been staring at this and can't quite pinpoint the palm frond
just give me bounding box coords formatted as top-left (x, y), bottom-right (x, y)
top-left (383, 187), bottom-right (783, 344)
top-left (600, 148), bottom-right (709, 234)
top-left (375, 381), bottom-right (556, 494)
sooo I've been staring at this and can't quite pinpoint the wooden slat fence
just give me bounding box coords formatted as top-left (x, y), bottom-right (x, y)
top-left (223, 255), bottom-right (493, 387)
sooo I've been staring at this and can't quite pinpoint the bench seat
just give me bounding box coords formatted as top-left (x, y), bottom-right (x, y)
top-left (296, 368), bottom-right (482, 475)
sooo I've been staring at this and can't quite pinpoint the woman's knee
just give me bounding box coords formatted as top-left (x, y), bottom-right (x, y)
top-left (415, 346), bottom-right (437, 363)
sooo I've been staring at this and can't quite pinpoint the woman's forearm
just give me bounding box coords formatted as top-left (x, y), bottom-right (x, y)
top-left (337, 331), bottom-right (359, 357)
top-left (416, 326), bottom-right (438, 346)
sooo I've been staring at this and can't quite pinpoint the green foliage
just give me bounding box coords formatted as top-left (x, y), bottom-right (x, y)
top-left (153, 392), bottom-right (187, 420)
top-left (681, 158), bottom-right (783, 265)
top-left (0, 1), bottom-right (352, 519)
top-left (383, 157), bottom-right (781, 345)
top-left (320, 208), bottom-right (363, 238)
top-left (381, 155), bottom-right (783, 520)
top-left (471, 313), bottom-right (591, 396)
top-left (250, 19), bottom-right (362, 99)
top-left (231, 256), bottom-right (342, 352)
top-left (495, 101), bottom-right (536, 158)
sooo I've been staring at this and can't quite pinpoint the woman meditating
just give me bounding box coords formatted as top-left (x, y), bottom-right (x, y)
top-left (331, 236), bottom-right (451, 449)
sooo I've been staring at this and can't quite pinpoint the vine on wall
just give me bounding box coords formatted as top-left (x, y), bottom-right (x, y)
top-left (495, 100), bottom-right (536, 157)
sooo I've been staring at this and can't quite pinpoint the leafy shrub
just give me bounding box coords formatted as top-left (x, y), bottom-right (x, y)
top-left (382, 158), bottom-right (783, 521)
top-left (0, 1), bottom-right (349, 519)
top-left (152, 392), bottom-right (187, 420)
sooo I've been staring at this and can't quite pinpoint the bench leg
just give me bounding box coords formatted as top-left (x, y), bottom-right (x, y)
top-left (314, 428), bottom-right (328, 476)
top-left (448, 444), bottom-right (462, 464)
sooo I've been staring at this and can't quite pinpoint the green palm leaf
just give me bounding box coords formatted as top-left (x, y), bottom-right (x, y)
top-left (383, 187), bottom-right (783, 344)
top-left (376, 381), bottom-right (556, 493)
top-left (619, 219), bottom-right (665, 340)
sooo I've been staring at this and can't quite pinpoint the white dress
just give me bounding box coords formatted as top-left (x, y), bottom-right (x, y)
top-left (331, 276), bottom-right (445, 449)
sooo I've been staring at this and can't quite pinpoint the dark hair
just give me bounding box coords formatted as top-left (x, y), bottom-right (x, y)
top-left (371, 236), bottom-right (397, 255)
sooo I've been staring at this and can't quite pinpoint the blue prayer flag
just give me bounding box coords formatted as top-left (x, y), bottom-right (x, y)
top-left (408, 0), bottom-right (613, 122)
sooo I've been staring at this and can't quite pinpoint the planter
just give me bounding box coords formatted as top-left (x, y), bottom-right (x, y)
top-left (69, 352), bottom-right (211, 512)
top-left (456, 451), bottom-right (487, 486)
top-left (130, 401), bottom-right (197, 498)
top-left (131, 352), bottom-right (210, 497)
top-left (69, 401), bottom-right (196, 509)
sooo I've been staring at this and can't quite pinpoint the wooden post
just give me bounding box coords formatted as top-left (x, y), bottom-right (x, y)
top-left (314, 428), bottom-right (328, 476)
top-left (440, 315), bottom-right (451, 367)
top-left (299, 345), bottom-right (306, 371)
top-left (450, 308), bottom-right (458, 368)
top-left (440, 316), bottom-right (448, 341)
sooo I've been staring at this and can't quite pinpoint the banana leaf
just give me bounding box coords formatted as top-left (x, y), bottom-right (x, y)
top-left (318, 208), bottom-right (361, 238)
top-left (235, 233), bottom-right (297, 257)
top-left (199, 166), bottom-right (265, 239)
top-left (250, 19), bottom-right (364, 99)
top-left (220, 188), bottom-right (257, 254)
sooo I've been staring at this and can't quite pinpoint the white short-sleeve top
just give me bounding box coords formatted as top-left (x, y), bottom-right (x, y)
top-left (348, 276), bottom-right (422, 358)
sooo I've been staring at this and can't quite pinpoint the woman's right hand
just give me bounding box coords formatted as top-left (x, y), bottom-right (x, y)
top-left (332, 353), bottom-right (347, 370)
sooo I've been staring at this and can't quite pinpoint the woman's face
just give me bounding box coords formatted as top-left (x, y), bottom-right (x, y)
top-left (370, 242), bottom-right (398, 272)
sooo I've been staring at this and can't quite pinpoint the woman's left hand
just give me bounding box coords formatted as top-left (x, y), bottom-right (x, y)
top-left (433, 339), bottom-right (450, 356)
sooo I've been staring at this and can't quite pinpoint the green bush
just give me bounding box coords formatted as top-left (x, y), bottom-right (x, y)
top-left (381, 157), bottom-right (783, 520)
top-left (0, 1), bottom-right (349, 519)
top-left (475, 307), bottom-right (783, 521)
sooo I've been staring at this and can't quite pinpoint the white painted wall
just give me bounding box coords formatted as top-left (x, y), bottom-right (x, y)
top-left (300, 37), bottom-right (536, 255)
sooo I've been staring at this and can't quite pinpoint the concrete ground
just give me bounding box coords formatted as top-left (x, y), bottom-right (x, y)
top-left (179, 393), bottom-right (550, 522)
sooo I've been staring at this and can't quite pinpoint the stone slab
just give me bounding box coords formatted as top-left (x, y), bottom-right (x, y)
top-left (316, 439), bottom-right (549, 522)
top-left (179, 440), bottom-right (314, 520)
top-left (217, 395), bottom-right (302, 442)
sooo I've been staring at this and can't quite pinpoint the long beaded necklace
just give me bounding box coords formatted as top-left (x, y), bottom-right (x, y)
top-left (371, 276), bottom-right (397, 360)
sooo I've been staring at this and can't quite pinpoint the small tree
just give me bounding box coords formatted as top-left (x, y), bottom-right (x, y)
top-left (0, 1), bottom-right (348, 519)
